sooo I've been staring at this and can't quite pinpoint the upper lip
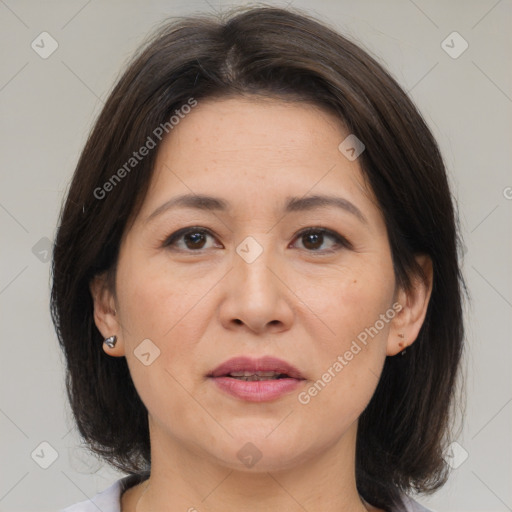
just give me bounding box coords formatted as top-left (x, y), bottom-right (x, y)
top-left (208, 356), bottom-right (305, 379)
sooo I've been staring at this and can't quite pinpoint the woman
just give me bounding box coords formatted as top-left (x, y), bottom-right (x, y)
top-left (52, 5), bottom-right (466, 512)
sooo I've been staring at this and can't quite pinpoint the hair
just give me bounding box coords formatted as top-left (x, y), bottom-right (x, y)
top-left (50, 5), bottom-right (466, 511)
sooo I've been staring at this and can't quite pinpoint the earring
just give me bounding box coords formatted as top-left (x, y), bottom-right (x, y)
top-left (104, 335), bottom-right (117, 348)
top-left (398, 333), bottom-right (407, 356)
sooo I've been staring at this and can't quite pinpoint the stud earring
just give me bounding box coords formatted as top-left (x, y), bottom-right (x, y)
top-left (398, 333), bottom-right (407, 356)
top-left (104, 335), bottom-right (117, 348)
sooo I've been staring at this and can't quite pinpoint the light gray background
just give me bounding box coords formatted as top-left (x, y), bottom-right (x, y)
top-left (0, 1), bottom-right (511, 511)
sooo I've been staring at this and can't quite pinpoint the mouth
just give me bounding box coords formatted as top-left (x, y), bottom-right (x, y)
top-left (224, 371), bottom-right (291, 381)
top-left (208, 355), bottom-right (305, 380)
top-left (207, 356), bottom-right (306, 402)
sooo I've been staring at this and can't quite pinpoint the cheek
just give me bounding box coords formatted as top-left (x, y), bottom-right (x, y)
top-left (114, 256), bottom-right (211, 425)
top-left (116, 246), bottom-right (202, 338)
top-left (301, 255), bottom-right (396, 347)
top-left (115, 251), bottom-right (219, 382)
top-left (117, 270), bottom-right (170, 339)
top-left (295, 257), bottom-right (395, 418)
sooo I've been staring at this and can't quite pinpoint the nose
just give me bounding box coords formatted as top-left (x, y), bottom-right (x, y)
top-left (218, 238), bottom-right (295, 335)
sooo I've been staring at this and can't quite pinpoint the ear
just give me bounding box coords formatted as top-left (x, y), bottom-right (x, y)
top-left (387, 254), bottom-right (433, 356)
top-left (89, 272), bottom-right (125, 357)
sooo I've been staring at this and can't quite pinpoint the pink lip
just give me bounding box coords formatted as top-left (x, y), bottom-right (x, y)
top-left (208, 356), bottom-right (305, 403)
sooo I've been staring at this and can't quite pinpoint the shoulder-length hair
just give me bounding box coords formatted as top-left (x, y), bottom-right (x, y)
top-left (51, 5), bottom-right (466, 510)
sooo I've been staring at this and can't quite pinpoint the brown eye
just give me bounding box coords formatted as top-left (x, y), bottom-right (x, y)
top-left (301, 231), bottom-right (324, 250)
top-left (163, 226), bottom-right (351, 254)
top-left (163, 227), bottom-right (219, 251)
top-left (183, 231), bottom-right (208, 249)
top-left (293, 228), bottom-right (351, 253)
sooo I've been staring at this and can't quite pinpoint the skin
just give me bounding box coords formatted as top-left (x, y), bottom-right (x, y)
top-left (90, 96), bottom-right (433, 512)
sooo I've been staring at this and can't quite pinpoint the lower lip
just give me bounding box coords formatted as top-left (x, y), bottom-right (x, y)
top-left (210, 376), bottom-right (304, 402)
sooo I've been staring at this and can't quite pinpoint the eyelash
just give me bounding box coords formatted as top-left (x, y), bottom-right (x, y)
top-left (161, 226), bottom-right (352, 254)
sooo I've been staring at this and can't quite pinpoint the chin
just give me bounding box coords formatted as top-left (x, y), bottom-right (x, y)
top-left (211, 435), bottom-right (314, 473)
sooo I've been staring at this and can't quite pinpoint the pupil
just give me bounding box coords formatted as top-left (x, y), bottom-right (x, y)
top-left (185, 232), bottom-right (205, 249)
top-left (304, 232), bottom-right (322, 250)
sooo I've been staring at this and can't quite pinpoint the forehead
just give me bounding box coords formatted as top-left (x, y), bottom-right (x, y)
top-left (160, 96), bottom-right (348, 167)
top-left (139, 96), bottom-right (377, 222)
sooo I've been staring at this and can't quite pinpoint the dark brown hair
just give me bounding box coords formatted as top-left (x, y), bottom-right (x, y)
top-left (51, 5), bottom-right (466, 510)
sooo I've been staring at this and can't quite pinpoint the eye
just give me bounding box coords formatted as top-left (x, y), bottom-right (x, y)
top-left (162, 226), bottom-right (351, 253)
top-left (162, 227), bottom-right (220, 251)
top-left (291, 227), bottom-right (351, 253)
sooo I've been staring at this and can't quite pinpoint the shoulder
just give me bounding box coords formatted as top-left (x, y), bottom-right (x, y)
top-left (396, 494), bottom-right (434, 512)
top-left (58, 479), bottom-right (122, 512)
top-left (58, 473), bottom-right (149, 512)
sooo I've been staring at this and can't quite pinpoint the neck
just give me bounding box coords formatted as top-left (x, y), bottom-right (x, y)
top-left (122, 418), bottom-right (375, 512)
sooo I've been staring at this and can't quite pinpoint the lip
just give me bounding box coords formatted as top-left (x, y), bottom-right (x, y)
top-left (208, 356), bottom-right (306, 403)
top-left (209, 355), bottom-right (304, 379)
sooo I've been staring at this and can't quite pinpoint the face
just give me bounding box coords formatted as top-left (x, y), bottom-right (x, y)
top-left (97, 96), bottom-right (411, 472)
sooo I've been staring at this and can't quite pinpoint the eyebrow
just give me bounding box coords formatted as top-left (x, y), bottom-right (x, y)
top-left (145, 193), bottom-right (368, 224)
